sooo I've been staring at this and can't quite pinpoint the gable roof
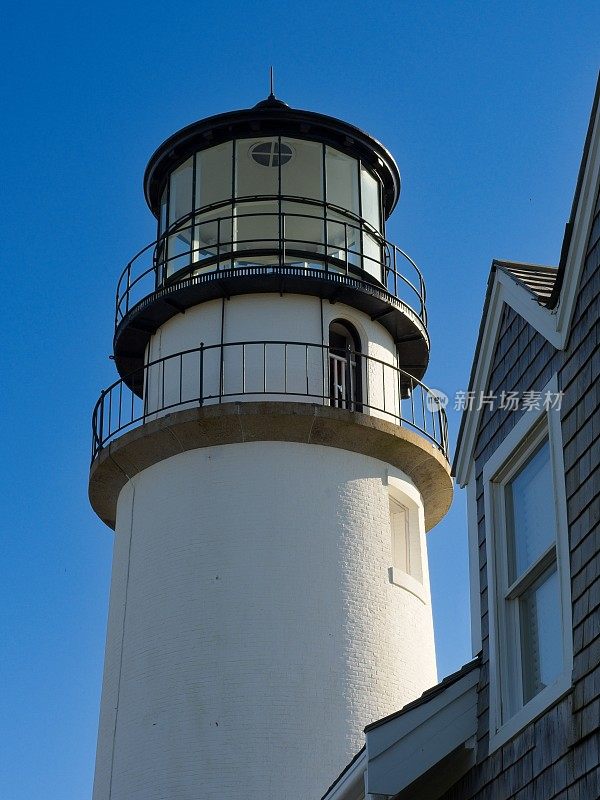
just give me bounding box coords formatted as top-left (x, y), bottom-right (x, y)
top-left (495, 261), bottom-right (558, 304)
top-left (364, 657), bottom-right (480, 799)
top-left (547, 72), bottom-right (600, 310)
top-left (454, 72), bottom-right (600, 487)
top-left (364, 657), bottom-right (481, 734)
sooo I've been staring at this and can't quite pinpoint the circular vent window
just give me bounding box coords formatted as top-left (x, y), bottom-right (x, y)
top-left (250, 141), bottom-right (293, 167)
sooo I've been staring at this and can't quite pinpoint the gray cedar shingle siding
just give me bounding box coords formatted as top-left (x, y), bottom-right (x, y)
top-left (439, 187), bottom-right (600, 799)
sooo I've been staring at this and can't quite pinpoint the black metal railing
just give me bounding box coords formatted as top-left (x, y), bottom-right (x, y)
top-left (91, 340), bottom-right (448, 462)
top-left (114, 196), bottom-right (427, 332)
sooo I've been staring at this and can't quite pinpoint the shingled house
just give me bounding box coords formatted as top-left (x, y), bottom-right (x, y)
top-left (322, 74), bottom-right (600, 800)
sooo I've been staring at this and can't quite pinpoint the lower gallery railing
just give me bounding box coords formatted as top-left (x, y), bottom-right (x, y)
top-left (91, 341), bottom-right (449, 461)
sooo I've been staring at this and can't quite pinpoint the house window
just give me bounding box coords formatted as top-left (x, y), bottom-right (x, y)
top-left (504, 440), bottom-right (563, 705)
top-left (483, 384), bottom-right (572, 749)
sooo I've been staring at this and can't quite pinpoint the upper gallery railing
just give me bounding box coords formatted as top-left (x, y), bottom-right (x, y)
top-left (91, 340), bottom-right (449, 462)
top-left (114, 197), bottom-right (427, 331)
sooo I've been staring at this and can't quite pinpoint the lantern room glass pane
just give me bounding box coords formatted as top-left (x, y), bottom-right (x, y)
top-left (159, 185), bottom-right (168, 235)
top-left (282, 200), bottom-right (324, 263)
top-left (236, 138), bottom-right (280, 200)
top-left (327, 210), bottom-right (360, 269)
top-left (168, 157), bottom-right (193, 226)
top-left (195, 142), bottom-right (233, 210)
top-left (280, 139), bottom-right (323, 202)
top-left (325, 147), bottom-right (359, 216)
top-left (362, 231), bottom-right (383, 281)
top-left (192, 207), bottom-right (233, 268)
top-left (360, 165), bottom-right (381, 231)
top-left (233, 200), bottom-right (279, 265)
top-left (167, 227), bottom-right (192, 276)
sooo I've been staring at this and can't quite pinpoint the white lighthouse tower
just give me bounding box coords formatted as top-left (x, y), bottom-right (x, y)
top-left (89, 92), bottom-right (452, 800)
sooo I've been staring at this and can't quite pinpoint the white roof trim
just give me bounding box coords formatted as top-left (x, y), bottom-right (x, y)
top-left (364, 665), bottom-right (479, 798)
top-left (556, 90), bottom-right (600, 339)
top-left (321, 749), bottom-right (366, 800)
top-left (455, 84), bottom-right (600, 488)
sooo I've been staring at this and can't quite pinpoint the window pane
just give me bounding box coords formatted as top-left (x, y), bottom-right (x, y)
top-left (159, 184), bottom-right (168, 235)
top-left (236, 138), bottom-right (279, 200)
top-left (192, 207), bottom-right (233, 267)
top-left (282, 200), bottom-right (324, 262)
top-left (360, 165), bottom-right (381, 231)
top-left (167, 227), bottom-right (192, 276)
top-left (280, 138), bottom-right (323, 202)
top-left (362, 231), bottom-right (383, 282)
top-left (519, 566), bottom-right (562, 703)
top-left (168, 157), bottom-right (193, 226)
top-left (390, 498), bottom-right (408, 573)
top-left (195, 143), bottom-right (233, 210)
top-left (326, 147), bottom-right (359, 215)
top-left (505, 441), bottom-right (556, 581)
top-left (233, 200), bottom-right (278, 266)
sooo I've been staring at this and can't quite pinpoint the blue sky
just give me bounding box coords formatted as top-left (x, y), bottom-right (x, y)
top-left (1, 2), bottom-right (598, 797)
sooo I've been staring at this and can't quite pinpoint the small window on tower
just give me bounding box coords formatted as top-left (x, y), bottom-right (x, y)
top-left (389, 496), bottom-right (423, 585)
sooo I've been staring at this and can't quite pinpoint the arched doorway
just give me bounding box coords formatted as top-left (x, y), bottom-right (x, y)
top-left (329, 320), bottom-right (362, 410)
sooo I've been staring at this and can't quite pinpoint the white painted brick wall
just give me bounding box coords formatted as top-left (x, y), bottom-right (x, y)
top-left (93, 442), bottom-right (437, 800)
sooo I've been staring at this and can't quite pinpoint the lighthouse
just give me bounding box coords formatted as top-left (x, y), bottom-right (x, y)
top-left (89, 92), bottom-right (453, 799)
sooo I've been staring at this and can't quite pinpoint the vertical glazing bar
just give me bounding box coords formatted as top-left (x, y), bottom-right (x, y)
top-left (191, 153), bottom-right (197, 267)
top-left (322, 144), bottom-right (328, 273)
top-left (216, 217), bottom-right (221, 272)
top-left (161, 357), bottom-right (165, 411)
top-left (231, 140), bottom-right (236, 269)
top-left (278, 135), bottom-right (283, 268)
top-left (284, 343), bottom-right (287, 394)
top-left (357, 159), bottom-right (363, 271)
top-left (282, 214), bottom-right (287, 268)
top-left (344, 224), bottom-right (349, 274)
top-left (263, 342), bottom-right (267, 394)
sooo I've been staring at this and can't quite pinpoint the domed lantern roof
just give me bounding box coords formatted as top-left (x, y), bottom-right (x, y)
top-left (143, 93), bottom-right (401, 218)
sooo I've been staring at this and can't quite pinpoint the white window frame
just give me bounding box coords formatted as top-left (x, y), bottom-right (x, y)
top-left (386, 476), bottom-right (428, 604)
top-left (483, 375), bottom-right (572, 751)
